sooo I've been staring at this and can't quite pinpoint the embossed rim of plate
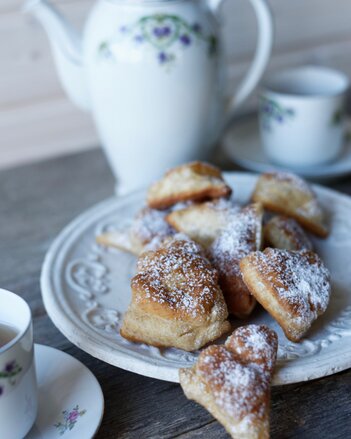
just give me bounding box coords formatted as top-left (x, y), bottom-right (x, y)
top-left (41, 172), bottom-right (351, 385)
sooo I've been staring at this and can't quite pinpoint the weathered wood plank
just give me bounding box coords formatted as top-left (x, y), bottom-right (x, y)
top-left (222, 0), bottom-right (351, 58)
top-left (0, 149), bottom-right (350, 438)
top-left (0, 1), bottom-right (93, 107)
top-left (0, 97), bottom-right (99, 169)
top-left (0, 0), bottom-right (84, 14)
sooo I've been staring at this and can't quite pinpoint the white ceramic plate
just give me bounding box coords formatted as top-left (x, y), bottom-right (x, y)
top-left (41, 173), bottom-right (351, 385)
top-left (26, 344), bottom-right (104, 439)
top-left (223, 116), bottom-right (351, 179)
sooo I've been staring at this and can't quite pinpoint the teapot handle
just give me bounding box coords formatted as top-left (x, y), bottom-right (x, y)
top-left (210, 0), bottom-right (273, 120)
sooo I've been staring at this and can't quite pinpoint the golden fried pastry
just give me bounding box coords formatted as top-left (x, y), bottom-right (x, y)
top-left (209, 203), bottom-right (263, 318)
top-left (120, 238), bottom-right (231, 351)
top-left (251, 172), bottom-right (328, 237)
top-left (96, 229), bottom-right (137, 255)
top-left (96, 207), bottom-right (175, 256)
top-left (264, 215), bottom-right (313, 251)
top-left (240, 249), bottom-right (331, 342)
top-left (166, 198), bottom-right (239, 248)
top-left (179, 325), bottom-right (278, 439)
top-left (147, 162), bottom-right (232, 210)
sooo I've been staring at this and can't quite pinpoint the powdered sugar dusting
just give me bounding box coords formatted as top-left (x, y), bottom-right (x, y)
top-left (197, 329), bottom-right (274, 423)
top-left (267, 171), bottom-right (312, 193)
top-left (260, 172), bottom-right (324, 221)
top-left (132, 239), bottom-right (226, 319)
top-left (207, 197), bottom-right (240, 213)
top-left (265, 216), bottom-right (313, 251)
top-left (226, 325), bottom-right (278, 375)
top-left (210, 204), bottom-right (262, 277)
top-left (296, 199), bottom-right (323, 220)
top-left (131, 207), bottom-right (175, 245)
top-left (252, 249), bottom-right (331, 325)
top-left (192, 325), bottom-right (277, 427)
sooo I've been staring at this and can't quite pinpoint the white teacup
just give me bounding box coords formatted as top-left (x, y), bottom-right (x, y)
top-left (259, 66), bottom-right (349, 167)
top-left (0, 289), bottom-right (38, 439)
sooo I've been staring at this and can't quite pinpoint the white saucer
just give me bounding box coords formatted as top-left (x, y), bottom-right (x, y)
top-left (26, 344), bottom-right (104, 439)
top-left (223, 116), bottom-right (351, 179)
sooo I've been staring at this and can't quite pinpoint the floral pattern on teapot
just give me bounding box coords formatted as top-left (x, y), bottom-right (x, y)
top-left (98, 14), bottom-right (217, 67)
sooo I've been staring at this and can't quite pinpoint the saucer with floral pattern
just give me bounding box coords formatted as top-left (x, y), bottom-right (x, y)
top-left (25, 344), bottom-right (104, 439)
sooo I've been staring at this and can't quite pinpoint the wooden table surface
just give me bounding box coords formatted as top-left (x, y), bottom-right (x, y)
top-left (1, 149), bottom-right (351, 439)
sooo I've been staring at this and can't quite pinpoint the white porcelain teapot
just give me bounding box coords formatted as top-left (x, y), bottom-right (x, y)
top-left (26, 0), bottom-right (273, 193)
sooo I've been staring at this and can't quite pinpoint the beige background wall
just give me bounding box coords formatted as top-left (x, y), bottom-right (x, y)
top-left (1, 0), bottom-right (351, 169)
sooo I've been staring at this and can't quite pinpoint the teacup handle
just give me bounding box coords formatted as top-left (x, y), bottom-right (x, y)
top-left (209, 0), bottom-right (273, 120)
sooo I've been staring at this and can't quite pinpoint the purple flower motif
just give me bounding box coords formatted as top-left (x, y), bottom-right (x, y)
top-left (192, 23), bottom-right (202, 33)
top-left (68, 409), bottom-right (79, 423)
top-left (54, 405), bottom-right (87, 435)
top-left (0, 360), bottom-right (22, 396)
top-left (260, 97), bottom-right (295, 130)
top-left (180, 34), bottom-right (191, 46)
top-left (102, 15), bottom-right (216, 68)
top-left (153, 26), bottom-right (171, 38)
top-left (5, 361), bottom-right (15, 373)
top-left (158, 52), bottom-right (168, 63)
top-left (134, 35), bottom-right (144, 44)
top-left (157, 52), bottom-right (175, 65)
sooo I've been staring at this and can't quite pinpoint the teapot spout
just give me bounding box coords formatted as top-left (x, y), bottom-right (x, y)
top-left (207, 0), bottom-right (223, 14)
top-left (24, 0), bottom-right (90, 111)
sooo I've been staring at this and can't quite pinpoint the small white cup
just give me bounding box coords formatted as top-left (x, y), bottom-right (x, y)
top-left (0, 289), bottom-right (38, 439)
top-left (259, 66), bottom-right (349, 167)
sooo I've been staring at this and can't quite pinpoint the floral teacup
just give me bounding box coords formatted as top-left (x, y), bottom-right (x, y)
top-left (259, 66), bottom-right (349, 168)
top-left (0, 289), bottom-right (37, 439)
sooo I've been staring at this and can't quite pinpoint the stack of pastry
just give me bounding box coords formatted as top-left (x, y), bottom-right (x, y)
top-left (97, 162), bottom-right (332, 438)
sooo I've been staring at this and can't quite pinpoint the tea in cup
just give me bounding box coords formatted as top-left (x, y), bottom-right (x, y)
top-left (0, 289), bottom-right (38, 439)
top-left (0, 323), bottom-right (18, 348)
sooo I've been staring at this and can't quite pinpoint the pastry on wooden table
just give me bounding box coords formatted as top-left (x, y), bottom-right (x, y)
top-left (96, 207), bottom-right (175, 256)
top-left (251, 172), bottom-right (328, 237)
top-left (179, 324), bottom-right (278, 439)
top-left (264, 215), bottom-right (313, 252)
top-left (166, 198), bottom-right (239, 248)
top-left (120, 238), bottom-right (231, 351)
top-left (147, 161), bottom-right (232, 210)
top-left (209, 203), bottom-right (263, 318)
top-left (240, 248), bottom-right (331, 342)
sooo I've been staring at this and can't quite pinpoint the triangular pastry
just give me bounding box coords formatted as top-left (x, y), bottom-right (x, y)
top-left (209, 203), bottom-right (263, 318)
top-left (147, 161), bottom-right (232, 210)
top-left (96, 207), bottom-right (175, 256)
top-left (179, 324), bottom-right (278, 439)
top-left (166, 198), bottom-right (240, 248)
top-left (240, 248), bottom-right (331, 342)
top-left (251, 172), bottom-right (328, 237)
top-left (120, 238), bottom-right (231, 351)
top-left (264, 215), bottom-right (313, 251)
